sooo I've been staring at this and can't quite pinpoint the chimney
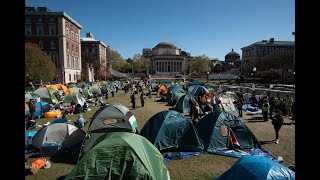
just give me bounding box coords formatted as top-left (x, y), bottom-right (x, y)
top-left (270, 38), bottom-right (274, 43)
top-left (86, 32), bottom-right (94, 39)
top-left (232, 49), bottom-right (234, 52)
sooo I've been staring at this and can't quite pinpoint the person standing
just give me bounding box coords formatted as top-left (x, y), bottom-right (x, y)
top-left (284, 95), bottom-right (293, 117)
top-left (131, 92), bottom-right (136, 109)
top-left (262, 99), bottom-right (270, 122)
top-left (269, 96), bottom-right (275, 119)
top-left (237, 98), bottom-right (244, 118)
top-left (29, 99), bottom-right (36, 120)
top-left (271, 110), bottom-right (284, 144)
top-left (140, 92), bottom-right (145, 107)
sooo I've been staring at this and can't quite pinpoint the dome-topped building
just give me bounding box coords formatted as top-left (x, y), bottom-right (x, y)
top-left (225, 49), bottom-right (240, 63)
top-left (142, 41), bottom-right (190, 75)
top-left (154, 42), bottom-right (177, 49)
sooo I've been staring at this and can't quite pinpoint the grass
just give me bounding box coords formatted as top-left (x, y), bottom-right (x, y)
top-left (25, 90), bottom-right (295, 180)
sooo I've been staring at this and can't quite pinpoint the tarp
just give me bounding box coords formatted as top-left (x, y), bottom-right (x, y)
top-left (66, 132), bottom-right (170, 180)
top-left (196, 111), bottom-right (261, 153)
top-left (216, 156), bottom-right (295, 180)
top-left (140, 110), bottom-right (204, 152)
top-left (223, 91), bottom-right (238, 102)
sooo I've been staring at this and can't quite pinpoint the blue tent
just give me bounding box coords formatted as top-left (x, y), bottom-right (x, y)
top-left (189, 86), bottom-right (209, 96)
top-left (35, 102), bottom-right (51, 118)
top-left (216, 156), bottom-right (295, 180)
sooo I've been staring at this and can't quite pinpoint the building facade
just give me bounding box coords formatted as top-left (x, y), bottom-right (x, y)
top-left (143, 42), bottom-right (190, 75)
top-left (81, 32), bottom-right (107, 81)
top-left (240, 38), bottom-right (294, 74)
top-left (25, 6), bottom-right (82, 84)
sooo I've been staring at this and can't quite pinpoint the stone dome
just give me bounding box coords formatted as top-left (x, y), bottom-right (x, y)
top-left (226, 49), bottom-right (240, 56)
top-left (154, 42), bottom-right (177, 49)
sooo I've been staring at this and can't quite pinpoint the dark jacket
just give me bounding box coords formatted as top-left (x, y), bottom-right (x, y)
top-left (272, 114), bottom-right (284, 127)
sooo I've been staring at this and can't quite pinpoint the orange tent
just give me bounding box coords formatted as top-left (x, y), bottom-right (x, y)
top-left (157, 85), bottom-right (169, 97)
top-left (45, 84), bottom-right (71, 95)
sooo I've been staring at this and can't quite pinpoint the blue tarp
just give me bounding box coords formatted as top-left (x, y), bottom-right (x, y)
top-left (216, 155), bottom-right (295, 180)
top-left (162, 152), bottom-right (201, 162)
top-left (209, 148), bottom-right (283, 163)
top-left (243, 104), bottom-right (262, 115)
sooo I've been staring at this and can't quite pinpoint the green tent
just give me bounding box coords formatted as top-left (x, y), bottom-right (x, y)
top-left (32, 87), bottom-right (59, 104)
top-left (173, 93), bottom-right (194, 113)
top-left (140, 110), bottom-right (204, 152)
top-left (196, 110), bottom-right (261, 153)
top-left (165, 84), bottom-right (186, 105)
top-left (66, 132), bottom-right (170, 180)
top-left (63, 93), bottom-right (86, 106)
top-left (80, 104), bottom-right (139, 157)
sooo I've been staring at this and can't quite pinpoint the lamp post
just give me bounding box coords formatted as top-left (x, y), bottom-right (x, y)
top-left (207, 71), bottom-right (209, 82)
top-left (252, 67), bottom-right (256, 82)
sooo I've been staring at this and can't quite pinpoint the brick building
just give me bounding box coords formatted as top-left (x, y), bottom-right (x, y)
top-left (81, 32), bottom-right (107, 81)
top-left (25, 6), bottom-right (82, 84)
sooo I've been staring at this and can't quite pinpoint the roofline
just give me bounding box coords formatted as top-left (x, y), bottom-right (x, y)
top-left (241, 41), bottom-right (294, 50)
top-left (81, 39), bottom-right (107, 48)
top-left (25, 11), bottom-right (82, 29)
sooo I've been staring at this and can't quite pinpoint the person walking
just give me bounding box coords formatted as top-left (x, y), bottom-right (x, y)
top-left (237, 97), bottom-right (244, 118)
top-left (130, 92), bottom-right (136, 109)
top-left (140, 92), bottom-right (145, 107)
top-left (271, 110), bottom-right (284, 144)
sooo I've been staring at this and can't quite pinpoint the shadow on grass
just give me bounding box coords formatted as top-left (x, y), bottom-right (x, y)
top-left (57, 175), bottom-right (67, 180)
top-left (246, 116), bottom-right (265, 123)
top-left (259, 140), bottom-right (276, 145)
top-left (50, 152), bottom-right (78, 165)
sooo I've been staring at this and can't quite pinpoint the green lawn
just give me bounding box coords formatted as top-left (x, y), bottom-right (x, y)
top-left (25, 90), bottom-right (295, 180)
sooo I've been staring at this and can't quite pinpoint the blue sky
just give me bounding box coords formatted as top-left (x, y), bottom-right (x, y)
top-left (27, 0), bottom-right (294, 61)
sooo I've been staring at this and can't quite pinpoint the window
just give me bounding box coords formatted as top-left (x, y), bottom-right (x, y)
top-left (51, 41), bottom-right (56, 49)
top-left (71, 32), bottom-right (74, 40)
top-left (76, 46), bottom-right (78, 53)
top-left (67, 42), bottom-right (69, 50)
top-left (49, 24), bottom-right (56, 35)
top-left (72, 56), bottom-right (75, 69)
top-left (66, 28), bottom-right (69, 37)
top-left (67, 55), bottom-right (70, 68)
top-left (37, 24), bottom-right (43, 35)
top-left (75, 34), bottom-right (78, 42)
top-left (72, 44), bottom-right (74, 52)
top-left (50, 52), bottom-right (59, 68)
top-left (76, 57), bottom-right (79, 69)
top-left (26, 17), bottom-right (30, 23)
top-left (25, 24), bottom-right (31, 36)
top-left (38, 17), bottom-right (42, 23)
top-left (74, 74), bottom-right (76, 81)
top-left (50, 17), bottom-right (54, 23)
top-left (69, 74), bottom-right (71, 81)
top-left (38, 40), bottom-right (43, 49)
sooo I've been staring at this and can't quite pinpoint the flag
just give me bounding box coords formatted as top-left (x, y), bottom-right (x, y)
top-left (229, 128), bottom-right (242, 150)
